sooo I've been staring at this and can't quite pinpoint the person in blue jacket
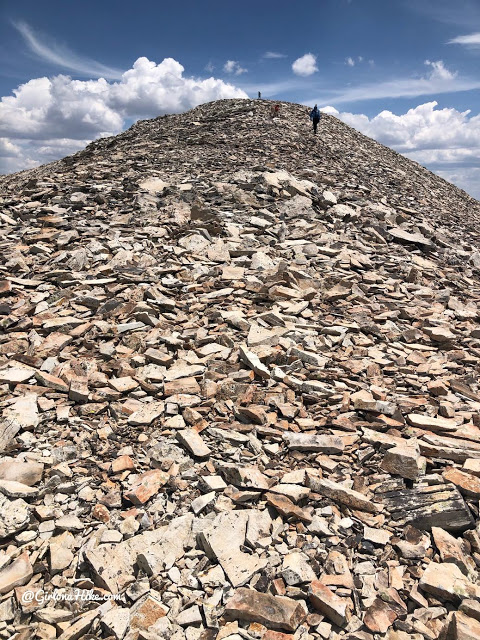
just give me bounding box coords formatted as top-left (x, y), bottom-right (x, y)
top-left (310, 104), bottom-right (321, 135)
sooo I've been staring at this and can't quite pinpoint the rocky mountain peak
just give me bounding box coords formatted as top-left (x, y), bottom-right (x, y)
top-left (1, 98), bottom-right (480, 639)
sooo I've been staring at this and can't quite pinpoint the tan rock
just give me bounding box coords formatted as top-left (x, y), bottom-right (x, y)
top-left (0, 552), bottom-right (33, 595)
top-left (225, 588), bottom-right (307, 632)
top-left (307, 475), bottom-right (380, 513)
top-left (124, 469), bottom-right (169, 505)
top-left (308, 580), bottom-right (350, 627)
top-left (176, 428), bottom-right (211, 458)
top-left (419, 562), bottom-right (480, 602)
top-left (444, 467), bottom-right (480, 498)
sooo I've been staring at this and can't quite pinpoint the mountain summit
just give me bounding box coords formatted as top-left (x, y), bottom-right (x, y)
top-left (1, 99), bottom-right (480, 638)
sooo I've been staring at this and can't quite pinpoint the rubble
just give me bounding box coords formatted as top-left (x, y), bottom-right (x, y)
top-left (1, 97), bottom-right (480, 637)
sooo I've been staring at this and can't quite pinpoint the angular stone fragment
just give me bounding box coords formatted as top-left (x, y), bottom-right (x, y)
top-left (176, 428), bottom-right (211, 458)
top-left (309, 580), bottom-right (350, 627)
top-left (0, 494), bottom-right (30, 538)
top-left (108, 376), bottom-right (139, 393)
top-left (432, 527), bottom-right (474, 576)
top-left (1, 394), bottom-right (38, 452)
top-left (463, 459), bottom-right (480, 477)
top-left (124, 469), bottom-right (169, 505)
top-left (283, 433), bottom-right (344, 453)
top-left (380, 444), bottom-right (425, 480)
top-left (307, 475), bottom-right (379, 513)
top-left (443, 468), bottom-right (480, 498)
top-left (0, 552), bottom-right (33, 595)
top-left (217, 462), bottom-right (270, 489)
top-left (266, 492), bottom-right (312, 523)
top-left (225, 588), bottom-right (307, 632)
top-left (101, 607), bottom-right (131, 639)
top-left (127, 401), bottom-right (164, 426)
top-left (0, 480), bottom-right (37, 498)
top-left (34, 370), bottom-right (69, 392)
top-left (407, 413), bottom-right (458, 432)
top-left (129, 593), bottom-right (168, 631)
top-left (87, 514), bottom-right (193, 593)
top-left (281, 552), bottom-right (316, 585)
top-left (0, 460), bottom-right (43, 486)
top-left (0, 367), bottom-right (34, 384)
top-left (364, 598), bottom-right (397, 633)
top-left (381, 482), bottom-right (473, 532)
top-left (164, 376), bottom-right (201, 396)
top-left (442, 611), bottom-right (480, 640)
top-left (238, 345), bottom-right (270, 379)
top-left (198, 510), bottom-right (266, 587)
top-left (419, 562), bottom-right (480, 602)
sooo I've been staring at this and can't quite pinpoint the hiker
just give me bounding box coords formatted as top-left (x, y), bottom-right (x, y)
top-left (270, 103), bottom-right (280, 118)
top-left (258, 91), bottom-right (261, 99)
top-left (310, 104), bottom-right (321, 135)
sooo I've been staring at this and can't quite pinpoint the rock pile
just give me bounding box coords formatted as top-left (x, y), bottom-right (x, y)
top-left (1, 98), bottom-right (480, 639)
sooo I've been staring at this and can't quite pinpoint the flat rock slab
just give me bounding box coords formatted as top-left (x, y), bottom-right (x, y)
top-left (419, 562), bottom-right (480, 602)
top-left (198, 510), bottom-right (267, 587)
top-left (176, 429), bottom-right (211, 458)
top-left (0, 552), bottom-right (33, 595)
top-left (407, 414), bottom-right (458, 432)
top-left (0, 394), bottom-right (38, 453)
top-left (86, 514), bottom-right (193, 593)
top-left (444, 468), bottom-right (480, 498)
top-left (283, 433), bottom-right (344, 453)
top-left (127, 402), bottom-right (164, 426)
top-left (307, 475), bottom-right (380, 513)
top-left (225, 587), bottom-right (307, 632)
top-left (0, 494), bottom-right (31, 538)
top-left (388, 227), bottom-right (433, 248)
top-left (380, 482), bottom-right (473, 532)
top-left (308, 580), bottom-right (350, 627)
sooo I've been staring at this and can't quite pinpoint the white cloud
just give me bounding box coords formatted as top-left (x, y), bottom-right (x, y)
top-left (345, 57), bottom-right (355, 67)
top-left (223, 60), bottom-right (247, 75)
top-left (424, 59), bottom-right (456, 80)
top-left (320, 59), bottom-right (477, 103)
top-left (448, 32), bottom-right (480, 48)
top-left (292, 53), bottom-right (318, 77)
top-left (263, 51), bottom-right (287, 59)
top-left (0, 138), bottom-right (21, 157)
top-left (14, 21), bottom-right (123, 80)
top-left (320, 101), bottom-right (480, 199)
top-left (205, 62), bottom-right (215, 73)
top-left (0, 56), bottom-right (247, 174)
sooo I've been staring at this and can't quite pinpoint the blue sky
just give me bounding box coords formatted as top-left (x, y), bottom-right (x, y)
top-left (1, 0), bottom-right (480, 197)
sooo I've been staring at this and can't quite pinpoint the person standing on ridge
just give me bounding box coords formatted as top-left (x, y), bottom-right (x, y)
top-left (271, 103), bottom-right (280, 119)
top-left (310, 104), bottom-right (321, 135)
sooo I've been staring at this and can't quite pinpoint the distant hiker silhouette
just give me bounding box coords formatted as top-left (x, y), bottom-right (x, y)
top-left (258, 91), bottom-right (261, 99)
top-left (310, 104), bottom-right (321, 135)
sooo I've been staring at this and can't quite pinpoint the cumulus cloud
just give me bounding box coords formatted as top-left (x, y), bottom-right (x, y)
top-left (448, 32), bottom-right (480, 48)
top-left (223, 60), bottom-right (248, 75)
top-left (345, 57), bottom-right (355, 67)
top-left (321, 101), bottom-right (480, 198)
top-left (14, 21), bottom-right (123, 80)
top-left (0, 56), bottom-right (247, 174)
top-left (292, 53), bottom-right (318, 76)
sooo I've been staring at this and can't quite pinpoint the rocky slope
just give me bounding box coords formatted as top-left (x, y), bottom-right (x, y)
top-left (1, 98), bottom-right (480, 640)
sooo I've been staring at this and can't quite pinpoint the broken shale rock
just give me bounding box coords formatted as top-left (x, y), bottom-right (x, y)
top-left (225, 588), bottom-right (307, 632)
top-left (1, 98), bottom-right (480, 638)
